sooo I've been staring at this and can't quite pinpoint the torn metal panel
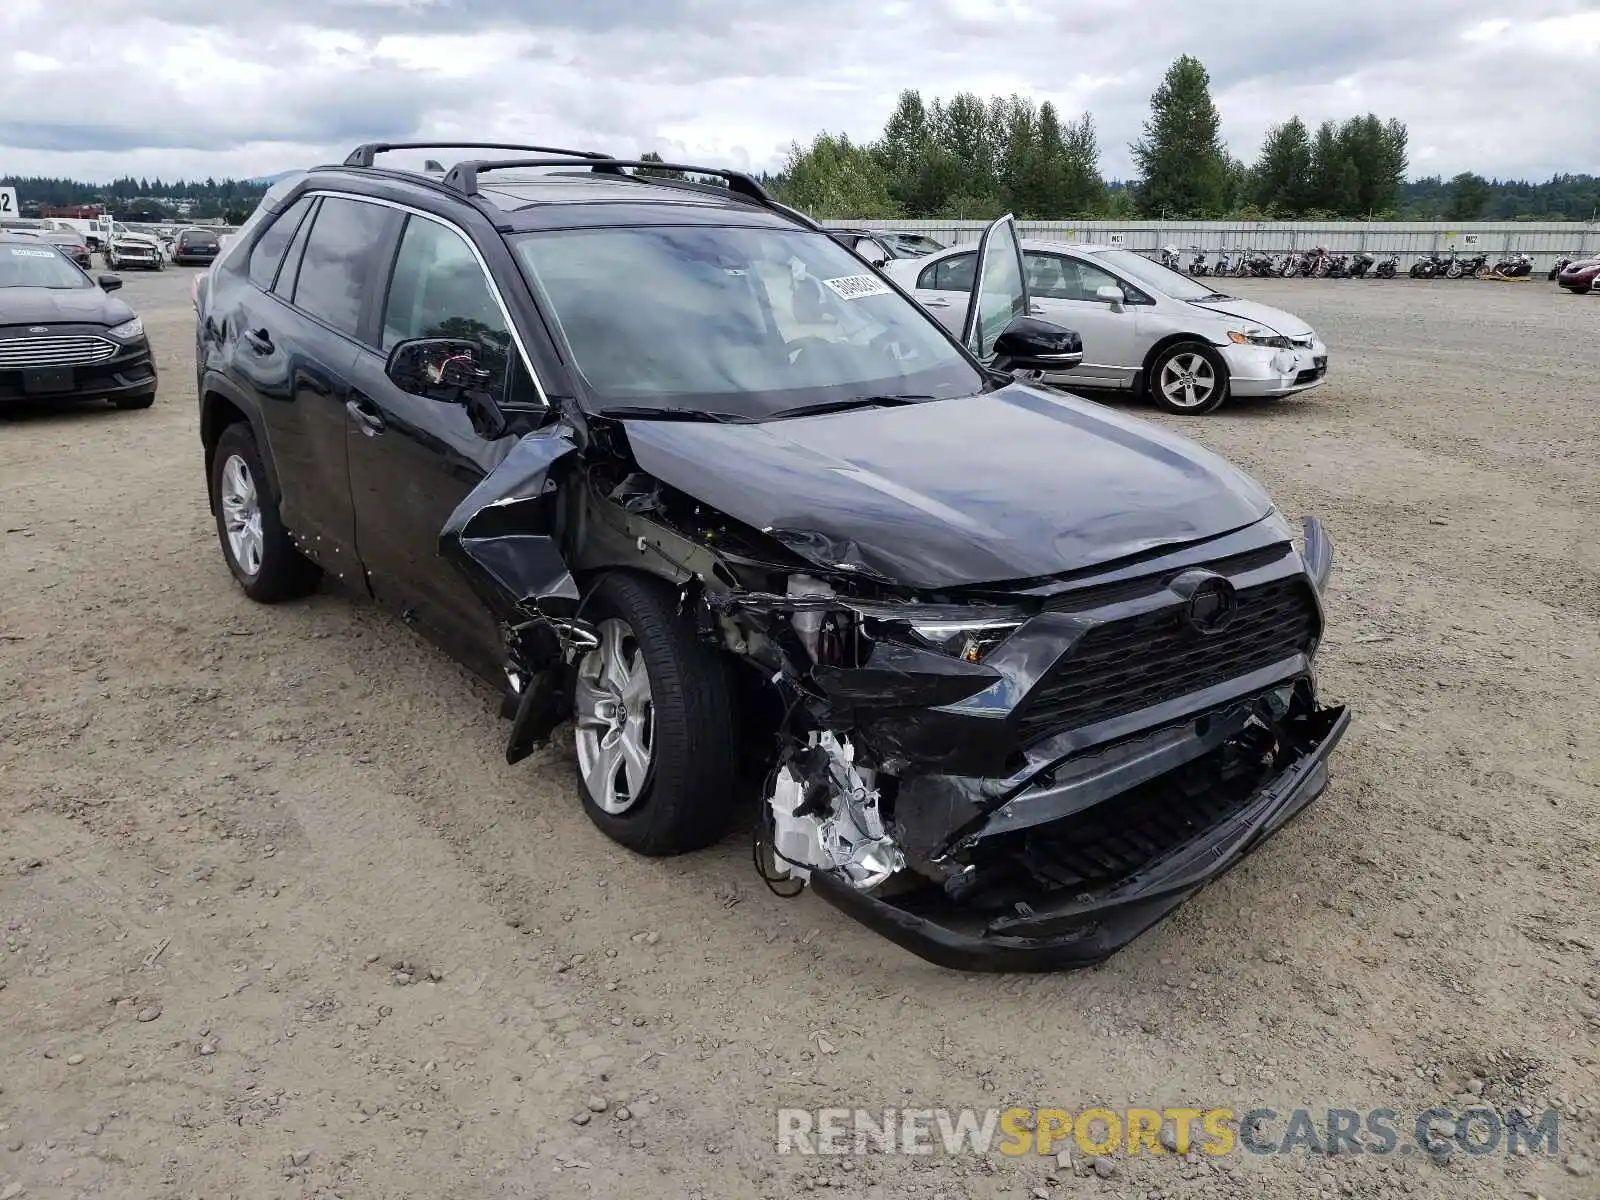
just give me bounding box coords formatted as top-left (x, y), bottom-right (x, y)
top-left (438, 428), bottom-right (581, 618)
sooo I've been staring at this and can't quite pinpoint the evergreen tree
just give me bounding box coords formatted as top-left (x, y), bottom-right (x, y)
top-left (1445, 172), bottom-right (1491, 220)
top-left (1129, 55), bottom-right (1229, 217)
top-left (1251, 117), bottom-right (1312, 213)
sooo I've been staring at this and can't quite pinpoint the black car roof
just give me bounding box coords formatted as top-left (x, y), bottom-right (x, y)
top-left (297, 144), bottom-right (811, 236)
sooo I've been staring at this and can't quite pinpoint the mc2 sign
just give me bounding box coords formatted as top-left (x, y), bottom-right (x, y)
top-left (0, 187), bottom-right (17, 218)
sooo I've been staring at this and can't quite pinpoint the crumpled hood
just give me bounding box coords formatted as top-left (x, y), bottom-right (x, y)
top-left (1188, 296), bottom-right (1314, 338)
top-left (111, 232), bottom-right (160, 247)
top-left (0, 286), bottom-right (130, 326)
top-left (621, 384), bottom-right (1276, 589)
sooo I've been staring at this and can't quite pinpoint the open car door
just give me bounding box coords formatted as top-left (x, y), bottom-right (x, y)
top-left (959, 214), bottom-right (1028, 362)
top-left (958, 214), bottom-right (1084, 376)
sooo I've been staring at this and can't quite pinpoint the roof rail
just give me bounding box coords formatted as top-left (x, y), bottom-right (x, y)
top-left (343, 141), bottom-right (613, 169)
top-left (442, 155), bottom-right (782, 210)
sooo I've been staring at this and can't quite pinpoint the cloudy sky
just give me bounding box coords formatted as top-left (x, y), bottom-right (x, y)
top-left (2, 0), bottom-right (1597, 184)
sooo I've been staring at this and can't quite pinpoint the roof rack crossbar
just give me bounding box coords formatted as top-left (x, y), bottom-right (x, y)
top-left (343, 141), bottom-right (613, 169)
top-left (443, 157), bottom-right (772, 206)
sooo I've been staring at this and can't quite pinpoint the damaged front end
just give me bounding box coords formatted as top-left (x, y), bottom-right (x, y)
top-left (442, 427), bottom-right (1348, 972)
top-left (712, 515), bottom-right (1349, 972)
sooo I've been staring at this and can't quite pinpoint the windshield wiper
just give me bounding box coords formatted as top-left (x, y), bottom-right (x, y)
top-left (768, 394), bottom-right (938, 420)
top-left (598, 405), bottom-right (751, 424)
top-left (1193, 292), bottom-right (1233, 302)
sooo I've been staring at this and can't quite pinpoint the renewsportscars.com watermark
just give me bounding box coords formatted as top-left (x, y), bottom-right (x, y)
top-left (776, 1105), bottom-right (1563, 1160)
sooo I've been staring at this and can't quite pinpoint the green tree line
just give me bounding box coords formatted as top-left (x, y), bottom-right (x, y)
top-left (768, 56), bottom-right (1599, 222)
top-left (1, 174), bottom-right (268, 221)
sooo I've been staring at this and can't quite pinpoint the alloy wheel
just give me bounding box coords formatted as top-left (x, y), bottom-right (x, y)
top-left (573, 617), bottom-right (656, 815)
top-left (1158, 353), bottom-right (1218, 410)
top-left (219, 453), bottom-right (265, 577)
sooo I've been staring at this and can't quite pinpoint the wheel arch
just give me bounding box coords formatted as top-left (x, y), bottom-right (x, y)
top-left (199, 373), bottom-right (283, 510)
top-left (1139, 332), bottom-right (1225, 392)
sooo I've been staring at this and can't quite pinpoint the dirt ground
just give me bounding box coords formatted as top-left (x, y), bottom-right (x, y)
top-left (2, 269), bottom-right (1597, 1200)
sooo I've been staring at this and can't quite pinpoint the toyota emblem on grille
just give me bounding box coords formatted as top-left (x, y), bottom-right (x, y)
top-left (1169, 569), bottom-right (1238, 635)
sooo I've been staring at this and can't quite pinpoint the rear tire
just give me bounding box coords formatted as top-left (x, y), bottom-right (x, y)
top-left (208, 423), bottom-right (321, 603)
top-left (1147, 341), bottom-right (1229, 415)
top-left (570, 572), bottom-right (738, 856)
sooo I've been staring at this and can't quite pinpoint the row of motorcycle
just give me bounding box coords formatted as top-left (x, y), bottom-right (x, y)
top-left (1157, 245), bottom-right (1538, 280)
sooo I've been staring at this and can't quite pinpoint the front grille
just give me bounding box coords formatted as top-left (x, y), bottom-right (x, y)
top-left (1014, 735), bottom-right (1272, 892)
top-left (1015, 576), bottom-right (1319, 743)
top-left (1041, 543), bottom-right (1289, 614)
top-left (0, 334), bottom-right (118, 369)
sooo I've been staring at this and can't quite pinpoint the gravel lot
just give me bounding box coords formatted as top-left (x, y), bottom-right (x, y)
top-left (2, 269), bottom-right (1597, 1200)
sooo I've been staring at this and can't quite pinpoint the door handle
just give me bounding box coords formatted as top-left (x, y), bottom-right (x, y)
top-left (923, 297), bottom-right (952, 308)
top-left (346, 395), bottom-right (386, 437)
top-left (242, 327), bottom-right (273, 354)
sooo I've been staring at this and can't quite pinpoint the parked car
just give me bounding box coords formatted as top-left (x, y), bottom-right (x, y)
top-left (32, 227), bottom-right (95, 270)
top-left (193, 143), bottom-right (1346, 971)
top-left (0, 233), bottom-right (157, 409)
top-left (1556, 257), bottom-right (1600, 293)
top-left (104, 224), bottom-right (165, 271)
top-left (826, 228), bottom-right (945, 267)
top-left (1, 224), bottom-right (95, 271)
top-left (887, 239), bottom-right (1328, 414)
top-left (171, 226), bottom-right (223, 266)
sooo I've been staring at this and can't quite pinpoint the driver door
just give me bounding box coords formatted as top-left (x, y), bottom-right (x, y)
top-left (959, 215), bottom-right (1028, 363)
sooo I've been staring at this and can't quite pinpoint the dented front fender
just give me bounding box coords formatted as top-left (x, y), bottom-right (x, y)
top-left (438, 429), bottom-right (581, 619)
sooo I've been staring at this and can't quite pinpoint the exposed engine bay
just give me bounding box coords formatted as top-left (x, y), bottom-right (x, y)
top-left (439, 412), bottom-right (1348, 971)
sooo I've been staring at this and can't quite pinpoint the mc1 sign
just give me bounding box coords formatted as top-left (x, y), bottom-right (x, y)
top-left (0, 187), bottom-right (17, 218)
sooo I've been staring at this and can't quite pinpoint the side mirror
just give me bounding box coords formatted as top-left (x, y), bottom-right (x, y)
top-left (98, 274), bottom-right (122, 292)
top-left (992, 315), bottom-right (1083, 374)
top-left (385, 337), bottom-right (494, 401)
top-left (385, 337), bottom-right (509, 439)
top-left (1095, 284), bottom-right (1125, 311)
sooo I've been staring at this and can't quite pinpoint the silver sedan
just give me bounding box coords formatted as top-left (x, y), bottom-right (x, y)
top-left (887, 239), bottom-right (1329, 414)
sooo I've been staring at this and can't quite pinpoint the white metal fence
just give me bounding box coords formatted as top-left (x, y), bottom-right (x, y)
top-left (824, 219), bottom-right (1600, 270)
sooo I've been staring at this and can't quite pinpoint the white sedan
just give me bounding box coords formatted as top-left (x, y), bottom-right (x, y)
top-left (886, 239), bottom-right (1329, 414)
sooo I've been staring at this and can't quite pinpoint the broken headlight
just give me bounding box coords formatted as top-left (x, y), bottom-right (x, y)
top-left (897, 605), bottom-right (1028, 663)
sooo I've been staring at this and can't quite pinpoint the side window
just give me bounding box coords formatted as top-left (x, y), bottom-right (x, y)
top-left (247, 196), bottom-right (313, 291)
top-left (381, 215), bottom-right (534, 407)
top-left (273, 198), bottom-right (318, 303)
top-left (1068, 258), bottom-right (1126, 303)
top-left (918, 251), bottom-right (975, 292)
top-left (290, 197), bottom-right (393, 339)
top-left (1024, 252), bottom-right (1075, 300)
top-left (853, 236), bottom-right (886, 261)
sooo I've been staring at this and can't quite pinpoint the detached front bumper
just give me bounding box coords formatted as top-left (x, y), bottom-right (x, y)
top-left (1221, 339), bottom-right (1329, 397)
top-left (812, 702), bottom-right (1348, 971)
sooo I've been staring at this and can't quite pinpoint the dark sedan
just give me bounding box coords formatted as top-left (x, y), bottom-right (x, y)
top-left (1556, 257), bottom-right (1600, 293)
top-left (171, 227), bottom-right (222, 266)
top-left (0, 234), bottom-right (157, 410)
top-left (22, 228), bottom-right (94, 269)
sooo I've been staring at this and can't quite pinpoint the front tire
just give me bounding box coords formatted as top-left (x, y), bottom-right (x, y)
top-left (1148, 341), bottom-right (1229, 415)
top-left (570, 572), bottom-right (737, 856)
top-left (208, 423), bottom-right (321, 603)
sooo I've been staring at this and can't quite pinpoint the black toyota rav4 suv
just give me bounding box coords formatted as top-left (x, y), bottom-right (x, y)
top-left (194, 141), bottom-right (1347, 971)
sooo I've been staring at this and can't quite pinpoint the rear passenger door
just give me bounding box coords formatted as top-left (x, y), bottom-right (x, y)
top-left (224, 193), bottom-right (395, 569)
top-left (345, 211), bottom-right (536, 678)
top-left (907, 249), bottom-right (975, 336)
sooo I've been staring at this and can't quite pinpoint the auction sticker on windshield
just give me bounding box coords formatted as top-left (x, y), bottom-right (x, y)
top-left (824, 274), bottom-right (893, 300)
top-left (7, 247), bottom-right (55, 258)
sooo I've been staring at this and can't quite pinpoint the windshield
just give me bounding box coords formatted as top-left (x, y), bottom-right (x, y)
top-left (512, 225), bottom-right (985, 419)
top-left (0, 243), bottom-right (89, 289)
top-left (882, 233), bottom-right (945, 256)
top-left (183, 231), bottom-right (218, 245)
top-left (1093, 248), bottom-right (1221, 301)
